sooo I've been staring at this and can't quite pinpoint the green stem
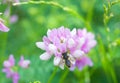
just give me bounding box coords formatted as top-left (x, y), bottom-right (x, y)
top-left (59, 69), bottom-right (69, 83)
top-left (97, 35), bottom-right (118, 83)
top-left (84, 68), bottom-right (90, 83)
top-left (111, 0), bottom-right (120, 5)
top-left (1, 5), bottom-right (11, 55)
top-left (85, 0), bottom-right (96, 31)
top-left (47, 67), bottom-right (58, 83)
top-left (13, 1), bottom-right (85, 24)
top-left (103, 1), bottom-right (119, 83)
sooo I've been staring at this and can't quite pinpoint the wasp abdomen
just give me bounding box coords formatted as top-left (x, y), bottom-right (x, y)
top-left (62, 52), bottom-right (71, 68)
top-left (65, 59), bottom-right (71, 68)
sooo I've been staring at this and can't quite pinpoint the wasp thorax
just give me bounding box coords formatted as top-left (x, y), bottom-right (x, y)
top-left (62, 53), bottom-right (68, 59)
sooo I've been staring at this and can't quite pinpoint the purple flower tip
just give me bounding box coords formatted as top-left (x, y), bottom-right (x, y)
top-left (19, 56), bottom-right (30, 68)
top-left (12, 72), bottom-right (19, 83)
top-left (10, 15), bottom-right (18, 24)
top-left (0, 19), bottom-right (10, 32)
top-left (3, 54), bottom-right (15, 68)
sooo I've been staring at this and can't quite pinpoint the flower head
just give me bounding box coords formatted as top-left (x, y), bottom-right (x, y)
top-left (19, 56), bottom-right (30, 68)
top-left (36, 26), bottom-right (97, 70)
top-left (3, 54), bottom-right (15, 68)
top-left (77, 29), bottom-right (97, 53)
top-left (2, 54), bottom-right (30, 83)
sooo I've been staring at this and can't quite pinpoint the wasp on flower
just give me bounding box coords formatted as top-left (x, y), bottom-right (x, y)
top-left (36, 26), bottom-right (97, 70)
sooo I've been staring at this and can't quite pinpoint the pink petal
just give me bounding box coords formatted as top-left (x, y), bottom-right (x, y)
top-left (69, 64), bottom-right (75, 71)
top-left (3, 61), bottom-right (11, 68)
top-left (0, 21), bottom-right (9, 32)
top-left (19, 56), bottom-right (30, 68)
top-left (73, 50), bottom-right (84, 58)
top-left (76, 56), bottom-right (93, 70)
top-left (9, 54), bottom-right (15, 66)
top-left (54, 57), bottom-right (61, 66)
top-left (67, 38), bottom-right (75, 48)
top-left (3, 54), bottom-right (15, 67)
top-left (2, 68), bottom-right (13, 78)
top-left (10, 15), bottom-right (18, 24)
top-left (82, 56), bottom-right (93, 66)
top-left (77, 37), bottom-right (85, 49)
top-left (12, 72), bottom-right (19, 83)
top-left (48, 44), bottom-right (57, 54)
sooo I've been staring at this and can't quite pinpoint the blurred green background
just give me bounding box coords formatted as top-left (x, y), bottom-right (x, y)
top-left (0, 0), bottom-right (120, 83)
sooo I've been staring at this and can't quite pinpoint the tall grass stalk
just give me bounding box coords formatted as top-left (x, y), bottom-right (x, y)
top-left (47, 67), bottom-right (58, 83)
top-left (13, 1), bottom-right (85, 24)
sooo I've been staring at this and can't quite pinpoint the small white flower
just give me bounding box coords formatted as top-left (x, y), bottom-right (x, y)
top-left (47, 29), bottom-right (51, 36)
top-left (40, 52), bottom-right (52, 60)
top-left (36, 42), bottom-right (46, 50)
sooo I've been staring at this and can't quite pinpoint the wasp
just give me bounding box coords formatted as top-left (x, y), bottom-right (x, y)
top-left (62, 52), bottom-right (71, 68)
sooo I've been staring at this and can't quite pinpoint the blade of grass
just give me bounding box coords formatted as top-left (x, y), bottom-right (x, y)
top-left (13, 1), bottom-right (85, 24)
top-left (59, 68), bottom-right (69, 83)
top-left (97, 34), bottom-right (118, 83)
top-left (48, 67), bottom-right (58, 83)
top-left (84, 68), bottom-right (90, 83)
top-left (85, 0), bottom-right (96, 31)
